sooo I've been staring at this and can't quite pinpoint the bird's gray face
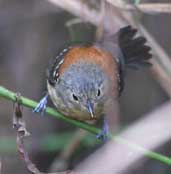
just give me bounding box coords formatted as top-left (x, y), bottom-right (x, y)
top-left (48, 62), bottom-right (110, 120)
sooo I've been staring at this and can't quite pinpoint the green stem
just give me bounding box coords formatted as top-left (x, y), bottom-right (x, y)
top-left (0, 86), bottom-right (100, 135)
top-left (0, 85), bottom-right (171, 165)
top-left (115, 137), bottom-right (171, 165)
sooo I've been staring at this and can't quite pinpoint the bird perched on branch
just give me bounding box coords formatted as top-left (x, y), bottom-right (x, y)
top-left (33, 26), bottom-right (152, 140)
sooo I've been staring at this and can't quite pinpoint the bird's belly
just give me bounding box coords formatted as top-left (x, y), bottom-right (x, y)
top-left (61, 108), bottom-right (102, 121)
top-left (52, 99), bottom-right (102, 121)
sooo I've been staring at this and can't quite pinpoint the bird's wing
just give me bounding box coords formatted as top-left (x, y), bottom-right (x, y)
top-left (47, 44), bottom-right (72, 86)
top-left (47, 42), bottom-right (91, 86)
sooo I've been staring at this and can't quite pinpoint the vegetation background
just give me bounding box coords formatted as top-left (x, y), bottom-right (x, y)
top-left (0, 0), bottom-right (171, 173)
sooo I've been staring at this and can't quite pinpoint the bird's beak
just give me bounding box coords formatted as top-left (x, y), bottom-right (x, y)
top-left (87, 100), bottom-right (94, 118)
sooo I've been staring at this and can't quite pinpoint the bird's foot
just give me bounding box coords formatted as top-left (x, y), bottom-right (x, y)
top-left (33, 93), bottom-right (48, 116)
top-left (96, 118), bottom-right (109, 141)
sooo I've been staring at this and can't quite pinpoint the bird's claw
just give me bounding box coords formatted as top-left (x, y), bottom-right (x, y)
top-left (33, 94), bottom-right (48, 116)
top-left (96, 118), bottom-right (109, 141)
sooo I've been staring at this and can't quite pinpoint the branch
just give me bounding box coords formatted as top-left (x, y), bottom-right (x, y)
top-left (0, 85), bottom-right (171, 166)
top-left (129, 3), bottom-right (171, 14)
top-left (106, 1), bottom-right (171, 14)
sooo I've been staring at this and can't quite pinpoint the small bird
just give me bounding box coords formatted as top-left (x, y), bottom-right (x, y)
top-left (33, 26), bottom-right (152, 140)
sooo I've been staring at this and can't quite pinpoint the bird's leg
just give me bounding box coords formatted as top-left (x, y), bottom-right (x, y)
top-left (33, 93), bottom-right (48, 116)
top-left (96, 116), bottom-right (109, 141)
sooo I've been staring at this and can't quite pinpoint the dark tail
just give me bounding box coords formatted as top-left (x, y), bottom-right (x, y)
top-left (118, 26), bottom-right (152, 70)
top-left (117, 26), bottom-right (152, 95)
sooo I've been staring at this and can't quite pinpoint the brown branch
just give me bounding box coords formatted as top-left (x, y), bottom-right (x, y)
top-left (129, 3), bottom-right (171, 14)
top-left (12, 93), bottom-right (78, 174)
top-left (106, 1), bottom-right (171, 14)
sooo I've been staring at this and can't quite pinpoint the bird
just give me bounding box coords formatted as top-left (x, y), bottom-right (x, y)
top-left (33, 25), bottom-right (152, 140)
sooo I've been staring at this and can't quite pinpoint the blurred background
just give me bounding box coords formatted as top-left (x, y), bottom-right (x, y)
top-left (0, 0), bottom-right (171, 173)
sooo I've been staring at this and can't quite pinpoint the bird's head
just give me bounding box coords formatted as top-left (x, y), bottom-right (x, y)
top-left (47, 61), bottom-right (110, 120)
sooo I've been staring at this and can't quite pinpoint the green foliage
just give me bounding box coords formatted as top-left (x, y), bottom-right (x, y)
top-left (0, 132), bottom-right (99, 154)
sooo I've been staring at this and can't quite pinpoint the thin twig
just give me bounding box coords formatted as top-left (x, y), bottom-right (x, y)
top-left (129, 3), bottom-right (171, 14)
top-left (106, 1), bottom-right (171, 14)
top-left (0, 85), bottom-right (171, 165)
top-left (95, 0), bottom-right (106, 41)
top-left (13, 91), bottom-right (76, 174)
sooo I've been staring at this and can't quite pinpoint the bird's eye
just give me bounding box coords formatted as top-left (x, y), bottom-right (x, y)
top-left (97, 89), bottom-right (101, 97)
top-left (72, 94), bottom-right (79, 101)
